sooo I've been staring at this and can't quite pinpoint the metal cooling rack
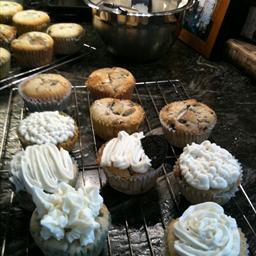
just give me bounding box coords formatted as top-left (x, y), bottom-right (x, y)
top-left (0, 77), bottom-right (255, 256)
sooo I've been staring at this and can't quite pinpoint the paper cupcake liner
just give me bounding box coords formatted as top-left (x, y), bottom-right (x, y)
top-left (239, 229), bottom-right (249, 256)
top-left (13, 159), bottom-right (79, 212)
top-left (15, 22), bottom-right (49, 35)
top-left (0, 57), bottom-right (10, 79)
top-left (13, 47), bottom-right (53, 68)
top-left (88, 84), bottom-right (134, 100)
top-left (30, 204), bottom-right (110, 256)
top-left (173, 162), bottom-right (240, 205)
top-left (103, 165), bottom-right (163, 195)
top-left (161, 122), bottom-right (212, 149)
top-left (53, 33), bottom-right (85, 55)
top-left (18, 79), bottom-right (72, 112)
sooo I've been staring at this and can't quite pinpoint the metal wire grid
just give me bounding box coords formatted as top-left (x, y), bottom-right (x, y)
top-left (0, 78), bottom-right (255, 256)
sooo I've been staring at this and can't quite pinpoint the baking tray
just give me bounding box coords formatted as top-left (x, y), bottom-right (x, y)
top-left (0, 76), bottom-right (255, 255)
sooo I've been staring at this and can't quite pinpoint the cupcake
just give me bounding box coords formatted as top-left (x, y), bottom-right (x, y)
top-left (86, 67), bottom-right (136, 99)
top-left (90, 97), bottom-right (145, 141)
top-left (97, 131), bottom-right (168, 194)
top-left (11, 31), bottom-right (54, 68)
top-left (0, 1), bottom-right (23, 24)
top-left (46, 23), bottom-right (85, 55)
top-left (19, 73), bottom-right (72, 111)
top-left (12, 9), bottom-right (50, 35)
top-left (0, 24), bottom-right (17, 49)
top-left (174, 140), bottom-right (242, 205)
top-left (159, 99), bottom-right (217, 148)
top-left (0, 47), bottom-right (10, 79)
top-left (9, 144), bottom-right (78, 211)
top-left (17, 111), bottom-right (79, 151)
top-left (166, 202), bottom-right (248, 256)
top-left (30, 182), bottom-right (110, 256)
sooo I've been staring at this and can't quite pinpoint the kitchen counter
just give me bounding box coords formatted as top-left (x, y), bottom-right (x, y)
top-left (0, 25), bottom-right (256, 255)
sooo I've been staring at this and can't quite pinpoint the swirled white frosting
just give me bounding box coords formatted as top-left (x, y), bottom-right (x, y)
top-left (173, 202), bottom-right (240, 256)
top-left (10, 144), bottom-right (75, 194)
top-left (18, 111), bottom-right (75, 144)
top-left (100, 131), bottom-right (151, 173)
top-left (32, 182), bottom-right (103, 246)
top-left (179, 140), bottom-right (241, 190)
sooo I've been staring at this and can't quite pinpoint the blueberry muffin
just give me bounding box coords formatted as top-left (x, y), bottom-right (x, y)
top-left (0, 24), bottom-right (17, 49)
top-left (86, 67), bottom-right (136, 99)
top-left (47, 23), bottom-right (85, 55)
top-left (159, 99), bottom-right (217, 148)
top-left (0, 47), bottom-right (11, 79)
top-left (0, 1), bottom-right (23, 24)
top-left (11, 31), bottom-right (54, 68)
top-left (12, 9), bottom-right (50, 35)
top-left (90, 97), bottom-right (145, 140)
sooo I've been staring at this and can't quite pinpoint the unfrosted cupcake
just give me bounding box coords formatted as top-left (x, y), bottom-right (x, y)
top-left (12, 9), bottom-right (50, 35)
top-left (159, 99), bottom-right (217, 148)
top-left (19, 73), bottom-right (72, 111)
top-left (174, 140), bottom-right (242, 205)
top-left (97, 131), bottom-right (168, 194)
top-left (0, 1), bottom-right (23, 24)
top-left (0, 47), bottom-right (10, 79)
top-left (11, 31), bottom-right (54, 68)
top-left (30, 182), bottom-right (110, 256)
top-left (17, 111), bottom-right (78, 151)
top-left (86, 67), bottom-right (136, 99)
top-left (47, 23), bottom-right (85, 55)
top-left (9, 143), bottom-right (78, 211)
top-left (0, 24), bottom-right (17, 49)
top-left (90, 98), bottom-right (145, 140)
top-left (166, 202), bottom-right (248, 256)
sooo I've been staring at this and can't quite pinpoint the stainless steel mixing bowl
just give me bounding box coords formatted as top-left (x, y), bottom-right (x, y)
top-left (85, 0), bottom-right (195, 61)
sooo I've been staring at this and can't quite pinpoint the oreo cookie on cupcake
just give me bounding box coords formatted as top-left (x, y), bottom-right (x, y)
top-left (19, 73), bottom-right (72, 111)
top-left (97, 130), bottom-right (168, 194)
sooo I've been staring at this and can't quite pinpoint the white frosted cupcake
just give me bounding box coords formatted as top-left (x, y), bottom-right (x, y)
top-left (47, 23), bottom-right (85, 55)
top-left (166, 202), bottom-right (248, 256)
top-left (97, 131), bottom-right (168, 194)
top-left (9, 144), bottom-right (78, 211)
top-left (30, 182), bottom-right (110, 256)
top-left (174, 140), bottom-right (242, 205)
top-left (17, 111), bottom-right (79, 151)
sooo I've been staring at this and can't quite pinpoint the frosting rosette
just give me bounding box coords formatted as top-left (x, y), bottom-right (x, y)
top-left (173, 202), bottom-right (240, 256)
top-left (100, 131), bottom-right (151, 173)
top-left (32, 182), bottom-right (103, 246)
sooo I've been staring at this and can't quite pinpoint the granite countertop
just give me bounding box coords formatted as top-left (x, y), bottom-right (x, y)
top-left (0, 25), bottom-right (256, 255)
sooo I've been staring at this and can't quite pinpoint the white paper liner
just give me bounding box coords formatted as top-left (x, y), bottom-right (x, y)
top-left (103, 165), bottom-right (163, 195)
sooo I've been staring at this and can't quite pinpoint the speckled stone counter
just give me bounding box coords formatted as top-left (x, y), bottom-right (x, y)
top-left (0, 25), bottom-right (256, 255)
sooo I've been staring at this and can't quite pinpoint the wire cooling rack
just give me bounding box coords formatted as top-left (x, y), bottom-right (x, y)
top-left (0, 75), bottom-right (255, 256)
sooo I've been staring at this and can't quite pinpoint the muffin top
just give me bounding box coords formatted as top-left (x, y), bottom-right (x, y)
top-left (31, 182), bottom-right (104, 246)
top-left (19, 73), bottom-right (72, 100)
top-left (177, 140), bottom-right (241, 190)
top-left (47, 23), bottom-right (85, 38)
top-left (90, 98), bottom-right (145, 126)
top-left (0, 47), bottom-right (10, 64)
top-left (159, 99), bottom-right (217, 135)
top-left (86, 67), bottom-right (135, 97)
top-left (99, 131), bottom-right (152, 174)
top-left (168, 202), bottom-right (241, 256)
top-left (11, 31), bottom-right (53, 50)
top-left (0, 24), bottom-right (17, 44)
top-left (12, 9), bottom-right (50, 26)
top-left (0, 1), bottom-right (23, 16)
top-left (18, 111), bottom-right (76, 145)
top-left (10, 144), bottom-right (76, 194)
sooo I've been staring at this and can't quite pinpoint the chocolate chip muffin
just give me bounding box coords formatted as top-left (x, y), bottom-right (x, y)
top-left (11, 31), bottom-right (54, 68)
top-left (19, 73), bottom-right (72, 111)
top-left (0, 24), bottom-right (17, 49)
top-left (159, 99), bottom-right (217, 148)
top-left (86, 67), bottom-right (136, 99)
top-left (12, 9), bottom-right (50, 35)
top-left (90, 98), bottom-right (145, 140)
top-left (47, 23), bottom-right (85, 55)
top-left (0, 1), bottom-right (23, 24)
